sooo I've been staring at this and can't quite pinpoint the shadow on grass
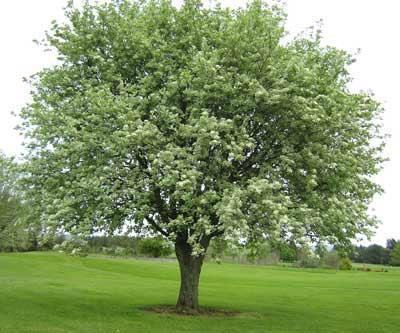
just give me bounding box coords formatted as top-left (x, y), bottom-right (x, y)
top-left (140, 304), bottom-right (262, 318)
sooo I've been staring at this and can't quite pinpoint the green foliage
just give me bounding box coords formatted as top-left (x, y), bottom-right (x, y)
top-left (113, 246), bottom-right (130, 256)
top-left (295, 244), bottom-right (320, 268)
top-left (57, 238), bottom-right (89, 257)
top-left (98, 245), bottom-right (132, 257)
top-left (321, 250), bottom-right (340, 269)
top-left (246, 242), bottom-right (280, 265)
top-left (315, 243), bottom-right (328, 259)
top-left (137, 237), bottom-right (173, 258)
top-left (351, 244), bottom-right (390, 265)
top-left (389, 243), bottom-right (400, 266)
top-left (0, 153), bottom-right (20, 235)
top-left (339, 257), bottom-right (352, 270)
top-left (271, 240), bottom-right (297, 262)
top-left (351, 240), bottom-right (400, 266)
top-left (297, 255), bottom-right (320, 268)
top-left (386, 239), bottom-right (397, 251)
top-left (208, 238), bottom-right (228, 260)
top-left (0, 224), bottom-right (38, 252)
top-left (38, 231), bottom-right (65, 251)
top-left (20, 0), bottom-right (384, 256)
top-left (87, 235), bottom-right (139, 255)
top-left (0, 152), bottom-right (40, 252)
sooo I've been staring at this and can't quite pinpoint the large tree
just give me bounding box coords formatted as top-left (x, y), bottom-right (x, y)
top-left (20, 0), bottom-right (384, 312)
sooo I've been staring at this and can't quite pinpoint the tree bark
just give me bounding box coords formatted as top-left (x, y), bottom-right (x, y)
top-left (175, 238), bottom-right (209, 313)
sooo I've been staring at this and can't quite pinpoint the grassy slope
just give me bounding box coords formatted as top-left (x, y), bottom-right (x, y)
top-left (0, 252), bottom-right (399, 333)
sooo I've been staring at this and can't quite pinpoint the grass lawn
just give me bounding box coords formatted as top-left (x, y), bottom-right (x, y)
top-left (0, 252), bottom-right (399, 333)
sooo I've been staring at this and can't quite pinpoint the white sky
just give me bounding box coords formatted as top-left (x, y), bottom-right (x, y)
top-left (0, 0), bottom-right (398, 245)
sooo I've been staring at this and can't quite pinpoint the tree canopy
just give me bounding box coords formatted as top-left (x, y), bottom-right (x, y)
top-left (20, 0), bottom-right (385, 311)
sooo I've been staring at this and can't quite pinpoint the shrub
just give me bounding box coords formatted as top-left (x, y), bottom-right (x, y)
top-left (114, 246), bottom-right (129, 257)
top-left (297, 256), bottom-right (320, 268)
top-left (0, 223), bottom-right (38, 252)
top-left (87, 235), bottom-right (140, 255)
top-left (70, 247), bottom-right (88, 257)
top-left (295, 245), bottom-right (320, 268)
top-left (101, 246), bottom-right (115, 256)
top-left (59, 238), bottom-right (89, 257)
top-left (270, 240), bottom-right (297, 262)
top-left (38, 231), bottom-right (65, 251)
top-left (247, 242), bottom-right (280, 265)
top-left (137, 237), bottom-right (173, 258)
top-left (356, 266), bottom-right (372, 272)
top-left (321, 251), bottom-right (340, 269)
top-left (339, 257), bottom-right (352, 270)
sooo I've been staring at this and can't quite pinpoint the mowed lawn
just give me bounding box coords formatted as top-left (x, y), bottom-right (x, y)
top-left (0, 252), bottom-right (399, 333)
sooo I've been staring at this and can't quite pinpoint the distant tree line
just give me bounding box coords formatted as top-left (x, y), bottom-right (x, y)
top-left (86, 235), bottom-right (173, 258)
top-left (207, 238), bottom-right (400, 268)
top-left (206, 238), bottom-right (347, 268)
top-left (349, 239), bottom-right (400, 266)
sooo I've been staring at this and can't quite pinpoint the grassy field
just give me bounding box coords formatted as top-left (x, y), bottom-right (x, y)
top-left (0, 252), bottom-right (399, 333)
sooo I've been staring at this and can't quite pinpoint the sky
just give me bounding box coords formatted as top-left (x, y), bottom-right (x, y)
top-left (0, 0), bottom-right (398, 245)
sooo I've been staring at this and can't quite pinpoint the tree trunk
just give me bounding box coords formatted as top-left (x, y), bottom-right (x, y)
top-left (175, 238), bottom-right (208, 313)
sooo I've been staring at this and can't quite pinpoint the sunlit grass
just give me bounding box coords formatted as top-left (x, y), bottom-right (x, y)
top-left (0, 252), bottom-right (399, 333)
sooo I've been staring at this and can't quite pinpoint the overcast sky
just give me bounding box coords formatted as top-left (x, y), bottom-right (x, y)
top-left (0, 0), bottom-right (398, 245)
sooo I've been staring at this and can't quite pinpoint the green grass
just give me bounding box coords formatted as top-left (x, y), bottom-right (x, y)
top-left (1, 252), bottom-right (399, 333)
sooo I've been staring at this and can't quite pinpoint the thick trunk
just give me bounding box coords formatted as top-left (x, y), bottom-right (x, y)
top-left (175, 239), bottom-right (208, 313)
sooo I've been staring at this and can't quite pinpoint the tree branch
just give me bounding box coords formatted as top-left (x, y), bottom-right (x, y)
top-left (146, 215), bottom-right (169, 237)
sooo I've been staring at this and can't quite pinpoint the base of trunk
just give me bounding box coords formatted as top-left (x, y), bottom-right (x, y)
top-left (143, 305), bottom-right (241, 317)
top-left (175, 239), bottom-right (208, 313)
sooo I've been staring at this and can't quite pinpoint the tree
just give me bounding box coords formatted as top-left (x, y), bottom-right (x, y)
top-left (0, 151), bottom-right (40, 252)
top-left (390, 243), bottom-right (400, 266)
top-left (271, 240), bottom-right (297, 262)
top-left (20, 0), bottom-right (384, 312)
top-left (386, 238), bottom-right (397, 251)
top-left (352, 244), bottom-right (390, 265)
top-left (0, 152), bottom-right (19, 233)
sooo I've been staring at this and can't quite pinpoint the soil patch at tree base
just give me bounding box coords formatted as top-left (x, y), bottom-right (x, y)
top-left (141, 305), bottom-right (256, 317)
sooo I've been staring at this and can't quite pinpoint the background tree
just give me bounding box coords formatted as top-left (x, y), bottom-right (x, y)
top-left (351, 244), bottom-right (390, 265)
top-left (389, 243), bottom-right (400, 266)
top-left (0, 153), bottom-right (21, 247)
top-left (20, 0), bottom-right (384, 312)
top-left (0, 152), bottom-right (39, 252)
top-left (137, 237), bottom-right (173, 258)
top-left (386, 238), bottom-right (397, 251)
top-left (0, 152), bottom-right (19, 232)
top-left (271, 240), bottom-right (297, 262)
